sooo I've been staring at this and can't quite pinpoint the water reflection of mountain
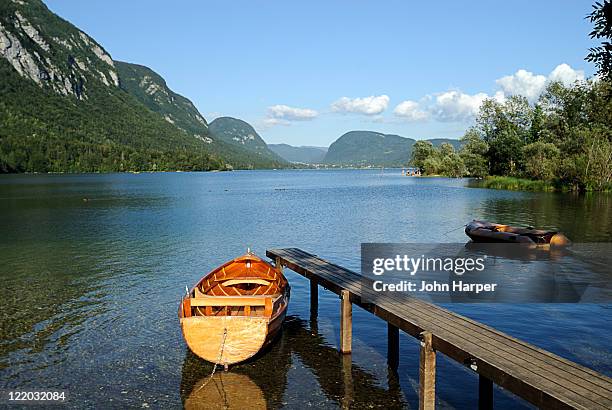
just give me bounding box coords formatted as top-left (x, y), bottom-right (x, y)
top-left (180, 316), bottom-right (406, 409)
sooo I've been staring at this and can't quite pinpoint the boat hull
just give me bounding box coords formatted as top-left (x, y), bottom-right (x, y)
top-left (179, 303), bottom-right (287, 365)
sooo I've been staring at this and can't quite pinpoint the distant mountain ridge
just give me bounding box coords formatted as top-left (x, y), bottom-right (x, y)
top-left (322, 131), bottom-right (462, 167)
top-left (268, 144), bottom-right (327, 164)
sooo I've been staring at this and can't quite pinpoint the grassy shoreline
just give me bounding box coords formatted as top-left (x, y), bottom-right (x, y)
top-left (475, 176), bottom-right (612, 193)
top-left (479, 176), bottom-right (557, 192)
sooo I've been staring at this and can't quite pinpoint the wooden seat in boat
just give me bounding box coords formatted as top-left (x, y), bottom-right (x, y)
top-left (220, 275), bottom-right (276, 281)
top-left (220, 278), bottom-right (271, 286)
top-left (190, 294), bottom-right (278, 307)
top-left (191, 286), bottom-right (281, 316)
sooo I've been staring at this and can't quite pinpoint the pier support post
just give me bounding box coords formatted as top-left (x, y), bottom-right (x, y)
top-left (419, 331), bottom-right (436, 410)
top-left (340, 289), bottom-right (352, 354)
top-left (479, 374), bottom-right (493, 410)
top-left (310, 279), bottom-right (318, 319)
top-left (387, 323), bottom-right (399, 371)
top-left (275, 257), bottom-right (283, 272)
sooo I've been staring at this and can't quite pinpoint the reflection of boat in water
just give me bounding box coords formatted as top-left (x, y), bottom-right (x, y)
top-left (464, 241), bottom-right (571, 261)
top-left (180, 316), bottom-right (407, 409)
top-left (179, 252), bottom-right (290, 366)
top-left (184, 372), bottom-right (266, 410)
top-left (465, 220), bottom-right (570, 246)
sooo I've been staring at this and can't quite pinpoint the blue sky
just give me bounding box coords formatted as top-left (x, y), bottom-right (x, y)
top-left (46, 0), bottom-right (597, 147)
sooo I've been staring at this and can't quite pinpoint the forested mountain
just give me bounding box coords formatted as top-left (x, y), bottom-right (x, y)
top-left (208, 117), bottom-right (287, 164)
top-left (323, 131), bottom-right (412, 166)
top-left (115, 61), bottom-right (210, 139)
top-left (0, 0), bottom-right (284, 172)
top-left (268, 144), bottom-right (327, 164)
top-left (322, 131), bottom-right (462, 167)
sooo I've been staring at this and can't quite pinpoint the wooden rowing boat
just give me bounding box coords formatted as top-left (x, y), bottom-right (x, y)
top-left (465, 220), bottom-right (570, 246)
top-left (178, 251), bottom-right (290, 366)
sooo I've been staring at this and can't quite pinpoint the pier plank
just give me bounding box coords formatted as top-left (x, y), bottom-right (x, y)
top-left (268, 248), bottom-right (612, 410)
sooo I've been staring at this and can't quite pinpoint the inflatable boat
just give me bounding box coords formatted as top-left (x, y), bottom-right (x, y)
top-left (465, 220), bottom-right (570, 246)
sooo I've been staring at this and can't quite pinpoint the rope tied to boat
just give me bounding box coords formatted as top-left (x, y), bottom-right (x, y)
top-left (194, 328), bottom-right (228, 392)
top-left (442, 223), bottom-right (467, 236)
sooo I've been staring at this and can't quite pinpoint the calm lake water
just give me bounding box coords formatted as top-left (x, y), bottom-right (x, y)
top-left (0, 170), bottom-right (610, 409)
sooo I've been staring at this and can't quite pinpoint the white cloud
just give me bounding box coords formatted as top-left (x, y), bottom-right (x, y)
top-left (496, 64), bottom-right (585, 102)
top-left (259, 118), bottom-right (290, 129)
top-left (331, 95), bottom-right (390, 115)
top-left (548, 63), bottom-right (585, 86)
top-left (496, 69), bottom-right (547, 102)
top-left (259, 63), bottom-right (587, 132)
top-left (267, 104), bottom-right (318, 121)
top-left (431, 90), bottom-right (504, 122)
top-left (393, 100), bottom-right (429, 121)
top-left (429, 63), bottom-right (584, 122)
top-left (260, 104), bottom-right (317, 129)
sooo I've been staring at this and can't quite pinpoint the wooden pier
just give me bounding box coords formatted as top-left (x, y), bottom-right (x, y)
top-left (267, 248), bottom-right (612, 410)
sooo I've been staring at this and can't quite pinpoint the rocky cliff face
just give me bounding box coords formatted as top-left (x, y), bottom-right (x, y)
top-left (0, 0), bottom-right (118, 99)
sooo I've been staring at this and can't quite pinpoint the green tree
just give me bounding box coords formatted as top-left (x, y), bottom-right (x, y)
top-left (440, 153), bottom-right (466, 178)
top-left (529, 104), bottom-right (545, 143)
top-left (522, 141), bottom-right (560, 181)
top-left (583, 131), bottom-right (612, 190)
top-left (475, 96), bottom-right (531, 175)
top-left (586, 0), bottom-right (612, 79)
top-left (460, 129), bottom-right (489, 177)
top-left (411, 140), bottom-right (436, 170)
top-left (422, 156), bottom-right (442, 175)
top-left (439, 142), bottom-right (455, 157)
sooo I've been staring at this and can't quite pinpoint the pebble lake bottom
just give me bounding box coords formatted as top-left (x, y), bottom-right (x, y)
top-left (0, 170), bottom-right (610, 409)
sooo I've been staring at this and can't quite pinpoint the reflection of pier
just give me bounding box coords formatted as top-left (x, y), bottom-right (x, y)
top-left (267, 248), bottom-right (612, 410)
top-left (180, 316), bottom-right (406, 409)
